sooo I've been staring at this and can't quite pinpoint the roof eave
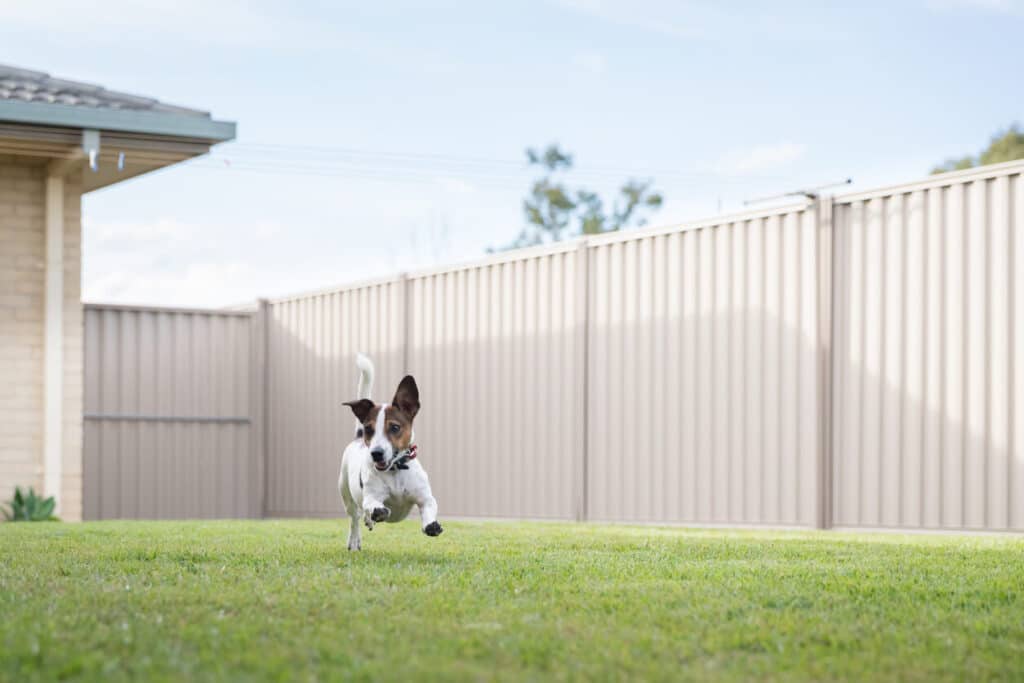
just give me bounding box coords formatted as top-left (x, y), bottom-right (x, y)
top-left (0, 99), bottom-right (235, 143)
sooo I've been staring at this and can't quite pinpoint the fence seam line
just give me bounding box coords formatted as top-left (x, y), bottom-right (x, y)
top-left (401, 273), bottom-right (411, 374)
top-left (259, 299), bottom-right (270, 519)
top-left (577, 241), bottom-right (592, 521)
top-left (819, 197), bottom-right (836, 529)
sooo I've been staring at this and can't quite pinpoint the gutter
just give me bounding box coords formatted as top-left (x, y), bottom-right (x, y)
top-left (0, 99), bottom-right (236, 142)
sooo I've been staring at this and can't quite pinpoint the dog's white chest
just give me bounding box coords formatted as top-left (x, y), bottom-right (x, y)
top-left (379, 472), bottom-right (418, 521)
top-left (382, 494), bottom-right (416, 522)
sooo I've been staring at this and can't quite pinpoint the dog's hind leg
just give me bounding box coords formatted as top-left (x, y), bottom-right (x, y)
top-left (343, 492), bottom-right (362, 551)
top-left (346, 513), bottom-right (362, 551)
top-left (339, 460), bottom-right (362, 551)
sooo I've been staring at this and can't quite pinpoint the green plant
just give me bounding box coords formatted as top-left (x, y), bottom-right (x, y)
top-left (2, 487), bottom-right (58, 522)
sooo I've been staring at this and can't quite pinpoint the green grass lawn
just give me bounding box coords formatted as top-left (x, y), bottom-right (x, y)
top-left (1, 520), bottom-right (1022, 682)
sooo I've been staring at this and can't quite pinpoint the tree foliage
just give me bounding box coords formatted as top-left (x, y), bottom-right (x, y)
top-left (493, 144), bottom-right (663, 251)
top-left (932, 124), bottom-right (1024, 174)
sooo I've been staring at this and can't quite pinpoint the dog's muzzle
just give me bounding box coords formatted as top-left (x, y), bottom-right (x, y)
top-left (371, 447), bottom-right (388, 470)
top-left (373, 445), bottom-right (418, 472)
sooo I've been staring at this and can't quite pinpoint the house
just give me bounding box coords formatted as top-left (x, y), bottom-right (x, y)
top-left (0, 64), bottom-right (235, 521)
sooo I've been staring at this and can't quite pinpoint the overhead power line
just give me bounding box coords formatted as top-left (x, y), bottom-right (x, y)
top-left (188, 158), bottom-right (792, 196)
top-left (195, 140), bottom-right (790, 184)
top-left (742, 178), bottom-right (853, 205)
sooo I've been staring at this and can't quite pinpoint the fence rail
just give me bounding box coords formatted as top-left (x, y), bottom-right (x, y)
top-left (83, 160), bottom-right (1024, 531)
top-left (84, 414), bottom-right (252, 423)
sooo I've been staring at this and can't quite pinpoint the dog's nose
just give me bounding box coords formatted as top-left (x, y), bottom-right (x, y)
top-left (370, 448), bottom-right (385, 463)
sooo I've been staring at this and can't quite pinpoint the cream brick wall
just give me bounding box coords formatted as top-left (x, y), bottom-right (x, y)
top-left (0, 155), bottom-right (83, 521)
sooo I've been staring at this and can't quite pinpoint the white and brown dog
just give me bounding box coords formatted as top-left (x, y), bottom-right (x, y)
top-left (338, 353), bottom-right (442, 550)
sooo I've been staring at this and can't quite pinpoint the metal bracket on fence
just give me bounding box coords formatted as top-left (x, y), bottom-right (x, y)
top-left (84, 414), bottom-right (251, 424)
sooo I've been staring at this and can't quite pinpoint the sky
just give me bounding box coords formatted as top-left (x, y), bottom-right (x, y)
top-left (3, 0), bottom-right (1022, 307)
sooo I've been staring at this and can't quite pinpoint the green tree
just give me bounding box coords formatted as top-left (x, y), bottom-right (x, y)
top-left (932, 124), bottom-right (1024, 174)
top-left (493, 144), bottom-right (663, 251)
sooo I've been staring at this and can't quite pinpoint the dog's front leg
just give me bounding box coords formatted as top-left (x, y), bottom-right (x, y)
top-left (361, 479), bottom-right (391, 529)
top-left (416, 490), bottom-right (442, 537)
top-left (359, 473), bottom-right (391, 530)
top-left (362, 498), bottom-right (391, 529)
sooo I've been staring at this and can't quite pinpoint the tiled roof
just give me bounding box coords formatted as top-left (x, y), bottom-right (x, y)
top-left (0, 64), bottom-right (208, 117)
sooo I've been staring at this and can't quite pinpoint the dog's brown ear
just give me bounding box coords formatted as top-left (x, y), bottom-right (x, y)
top-left (343, 399), bottom-right (375, 423)
top-left (391, 375), bottom-right (420, 419)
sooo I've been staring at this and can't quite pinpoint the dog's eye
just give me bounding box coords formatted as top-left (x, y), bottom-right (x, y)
top-left (364, 425), bottom-right (374, 437)
top-left (389, 423), bottom-right (401, 435)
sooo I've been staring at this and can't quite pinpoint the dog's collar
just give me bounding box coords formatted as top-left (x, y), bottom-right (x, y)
top-left (389, 444), bottom-right (417, 471)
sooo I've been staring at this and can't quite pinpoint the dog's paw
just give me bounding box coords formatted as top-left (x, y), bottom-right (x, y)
top-left (423, 521), bottom-right (443, 537)
top-left (371, 506), bottom-right (391, 523)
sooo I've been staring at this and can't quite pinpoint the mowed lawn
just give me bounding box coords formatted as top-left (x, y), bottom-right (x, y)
top-left (1, 521), bottom-right (1022, 682)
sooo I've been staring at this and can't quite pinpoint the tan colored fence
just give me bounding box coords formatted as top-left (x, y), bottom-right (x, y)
top-left (831, 163), bottom-right (1024, 531)
top-left (83, 160), bottom-right (1024, 531)
top-left (584, 206), bottom-right (825, 525)
top-left (405, 247), bottom-right (586, 519)
top-left (263, 247), bottom-right (585, 519)
top-left (265, 279), bottom-right (406, 516)
top-left (83, 304), bottom-right (263, 519)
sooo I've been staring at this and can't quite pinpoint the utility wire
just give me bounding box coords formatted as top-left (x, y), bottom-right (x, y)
top-left (192, 156), bottom-right (779, 188)
top-left (188, 160), bottom-right (781, 199)
top-left (201, 140), bottom-right (787, 183)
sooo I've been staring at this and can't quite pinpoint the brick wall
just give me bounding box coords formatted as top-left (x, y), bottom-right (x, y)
top-left (0, 155), bottom-right (83, 521)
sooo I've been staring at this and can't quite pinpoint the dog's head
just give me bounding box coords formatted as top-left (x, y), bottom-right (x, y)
top-left (344, 375), bottom-right (420, 471)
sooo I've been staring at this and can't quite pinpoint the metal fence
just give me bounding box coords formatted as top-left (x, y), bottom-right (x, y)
top-left (83, 304), bottom-right (263, 519)
top-left (584, 206), bottom-right (825, 525)
top-left (405, 247), bottom-right (585, 519)
top-left (83, 160), bottom-right (1024, 531)
top-left (831, 162), bottom-right (1024, 531)
top-left (265, 279), bottom-right (406, 516)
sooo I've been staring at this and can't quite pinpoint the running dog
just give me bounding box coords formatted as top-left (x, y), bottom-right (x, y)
top-left (338, 353), bottom-right (442, 550)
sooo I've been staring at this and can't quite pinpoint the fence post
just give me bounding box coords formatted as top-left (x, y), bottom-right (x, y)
top-left (400, 273), bottom-right (411, 374)
top-left (254, 298), bottom-right (271, 519)
top-left (815, 198), bottom-right (835, 529)
top-left (575, 241), bottom-right (591, 522)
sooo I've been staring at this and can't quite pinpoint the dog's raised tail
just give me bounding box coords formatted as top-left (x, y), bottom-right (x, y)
top-left (355, 352), bottom-right (375, 400)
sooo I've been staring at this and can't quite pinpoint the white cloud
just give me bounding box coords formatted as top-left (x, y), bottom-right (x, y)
top-left (3, 0), bottom-right (464, 72)
top-left (552, 0), bottom-right (845, 42)
top-left (80, 202), bottom-right (501, 307)
top-left (83, 262), bottom-right (263, 308)
top-left (926, 0), bottom-right (1022, 13)
top-left (88, 217), bottom-right (196, 244)
top-left (82, 216), bottom-right (292, 306)
top-left (555, 0), bottom-right (703, 39)
top-left (716, 142), bottom-right (807, 174)
top-left (2, 0), bottom-right (336, 49)
top-left (85, 217), bottom-right (281, 248)
top-left (571, 51), bottom-right (608, 75)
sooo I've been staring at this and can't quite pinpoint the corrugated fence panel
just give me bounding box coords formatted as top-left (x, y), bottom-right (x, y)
top-left (83, 305), bottom-right (258, 519)
top-left (266, 279), bottom-right (405, 516)
top-left (80, 160), bottom-right (1024, 531)
top-left (585, 206), bottom-right (822, 526)
top-left (831, 163), bottom-right (1024, 530)
top-left (406, 247), bottom-right (583, 519)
